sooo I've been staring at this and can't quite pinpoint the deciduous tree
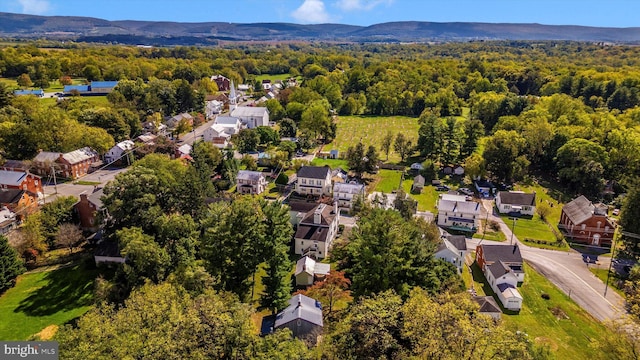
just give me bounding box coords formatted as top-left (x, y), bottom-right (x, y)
top-left (55, 223), bottom-right (83, 254)
top-left (394, 133), bottom-right (413, 162)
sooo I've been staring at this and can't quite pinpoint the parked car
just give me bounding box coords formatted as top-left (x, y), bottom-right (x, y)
top-left (458, 188), bottom-right (473, 196)
top-left (436, 185), bottom-right (450, 191)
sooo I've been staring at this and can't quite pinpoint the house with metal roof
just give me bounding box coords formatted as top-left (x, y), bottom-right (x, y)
top-left (104, 140), bottom-right (135, 164)
top-left (559, 195), bottom-right (615, 247)
top-left (89, 81), bottom-right (119, 94)
top-left (0, 170), bottom-right (43, 200)
top-left (436, 198), bottom-right (480, 232)
top-left (274, 294), bottom-right (323, 345)
top-left (333, 182), bottom-right (365, 209)
top-left (476, 244), bottom-right (524, 311)
top-left (295, 256), bottom-right (330, 286)
top-left (32, 147), bottom-right (99, 180)
top-left (496, 191), bottom-right (536, 216)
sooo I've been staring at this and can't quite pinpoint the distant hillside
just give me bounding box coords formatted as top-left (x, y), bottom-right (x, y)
top-left (1, 12), bottom-right (639, 44)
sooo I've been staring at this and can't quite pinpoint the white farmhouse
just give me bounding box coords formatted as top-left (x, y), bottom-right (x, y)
top-left (495, 191), bottom-right (536, 216)
top-left (104, 140), bottom-right (135, 164)
top-left (437, 198), bottom-right (481, 231)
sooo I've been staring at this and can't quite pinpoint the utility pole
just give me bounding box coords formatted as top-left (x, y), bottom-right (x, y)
top-left (604, 232), bottom-right (618, 297)
top-left (510, 217), bottom-right (517, 245)
top-left (51, 164), bottom-right (58, 195)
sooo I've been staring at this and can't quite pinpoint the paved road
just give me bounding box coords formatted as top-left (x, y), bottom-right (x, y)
top-left (469, 200), bottom-right (625, 322)
top-left (42, 167), bottom-right (128, 203)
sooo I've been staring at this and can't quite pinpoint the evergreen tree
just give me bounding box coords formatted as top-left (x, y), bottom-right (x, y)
top-left (0, 235), bottom-right (25, 294)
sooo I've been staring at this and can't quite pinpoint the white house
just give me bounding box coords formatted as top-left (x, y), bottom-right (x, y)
top-left (0, 206), bottom-right (17, 234)
top-left (104, 140), bottom-right (135, 164)
top-left (236, 170), bottom-right (267, 195)
top-left (495, 191), bottom-right (536, 216)
top-left (165, 113), bottom-right (193, 129)
top-left (333, 182), bottom-right (365, 209)
top-left (476, 244), bottom-right (525, 311)
top-left (294, 203), bottom-right (339, 259)
top-left (453, 165), bottom-right (465, 176)
top-left (437, 198), bottom-right (481, 231)
top-left (434, 235), bottom-right (468, 273)
top-left (296, 166), bottom-right (332, 197)
top-left (205, 100), bottom-right (223, 118)
top-left (230, 106), bottom-right (269, 128)
top-left (295, 256), bottom-right (331, 286)
top-left (204, 117), bottom-right (241, 148)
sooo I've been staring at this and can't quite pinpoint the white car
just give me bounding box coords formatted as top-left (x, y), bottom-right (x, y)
top-left (458, 188), bottom-right (473, 196)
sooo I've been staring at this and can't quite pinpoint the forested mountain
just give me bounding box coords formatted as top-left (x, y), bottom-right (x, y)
top-left (1, 12), bottom-right (640, 44)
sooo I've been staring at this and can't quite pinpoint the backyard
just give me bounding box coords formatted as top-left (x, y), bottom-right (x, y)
top-left (468, 262), bottom-right (611, 359)
top-left (0, 260), bottom-right (98, 340)
top-left (331, 115), bottom-right (419, 163)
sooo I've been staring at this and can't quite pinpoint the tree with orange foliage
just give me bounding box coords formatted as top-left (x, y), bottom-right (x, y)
top-left (297, 270), bottom-right (351, 317)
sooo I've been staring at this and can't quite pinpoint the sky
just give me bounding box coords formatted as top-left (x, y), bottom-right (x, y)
top-left (0, 0), bottom-right (638, 28)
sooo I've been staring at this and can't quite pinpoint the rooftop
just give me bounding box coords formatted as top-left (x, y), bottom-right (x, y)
top-left (438, 199), bottom-right (481, 214)
top-left (297, 165), bottom-right (330, 180)
top-left (333, 182), bottom-right (364, 194)
top-left (0, 170), bottom-right (27, 187)
top-left (237, 170), bottom-right (264, 182)
top-left (479, 244), bottom-right (523, 264)
top-left (562, 195), bottom-right (606, 225)
top-left (498, 191), bottom-right (536, 206)
top-left (275, 294), bottom-right (323, 328)
top-left (472, 296), bottom-right (502, 314)
top-left (62, 147), bottom-right (98, 165)
top-left (231, 106), bottom-right (269, 118)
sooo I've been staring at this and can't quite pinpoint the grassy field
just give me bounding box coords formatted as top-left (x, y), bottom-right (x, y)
top-left (589, 267), bottom-right (625, 297)
top-left (514, 181), bottom-right (566, 226)
top-left (371, 170), bottom-right (403, 193)
top-left (470, 262), bottom-right (610, 359)
top-left (0, 261), bottom-right (98, 340)
top-left (254, 73), bottom-right (294, 82)
top-left (331, 115), bottom-right (419, 163)
top-left (500, 214), bottom-right (557, 242)
top-left (310, 158), bottom-right (349, 170)
top-left (401, 180), bottom-right (439, 212)
top-left (472, 230), bottom-right (507, 242)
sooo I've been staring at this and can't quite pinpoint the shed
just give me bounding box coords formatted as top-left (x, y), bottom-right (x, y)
top-left (412, 175), bottom-right (425, 193)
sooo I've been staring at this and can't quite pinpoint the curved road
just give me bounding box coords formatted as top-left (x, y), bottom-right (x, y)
top-left (469, 200), bottom-right (626, 322)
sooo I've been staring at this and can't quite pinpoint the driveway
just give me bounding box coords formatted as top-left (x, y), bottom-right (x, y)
top-left (469, 199), bottom-right (626, 322)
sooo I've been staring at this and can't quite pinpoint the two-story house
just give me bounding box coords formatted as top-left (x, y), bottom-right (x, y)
top-left (204, 117), bottom-right (242, 148)
top-left (0, 169), bottom-right (43, 201)
top-left (296, 166), bottom-right (332, 197)
top-left (434, 235), bottom-right (468, 273)
top-left (33, 147), bottom-right (100, 180)
top-left (75, 188), bottom-right (107, 232)
top-left (559, 195), bottom-right (616, 247)
top-left (165, 113), bottom-right (194, 129)
top-left (230, 106), bottom-right (269, 128)
top-left (0, 189), bottom-right (38, 219)
top-left (294, 203), bottom-right (339, 259)
top-left (496, 191), bottom-right (536, 216)
top-left (437, 198), bottom-right (481, 232)
top-left (333, 182), bottom-right (365, 209)
top-left (476, 244), bottom-right (524, 311)
top-left (236, 170), bottom-right (268, 195)
top-left (211, 75), bottom-right (230, 91)
top-left (104, 140), bottom-right (135, 165)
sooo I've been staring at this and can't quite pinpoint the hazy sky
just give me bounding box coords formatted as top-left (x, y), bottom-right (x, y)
top-left (0, 0), bottom-right (638, 27)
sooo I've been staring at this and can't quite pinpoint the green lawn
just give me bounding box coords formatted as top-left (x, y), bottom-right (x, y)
top-left (331, 115), bottom-right (419, 163)
top-left (310, 158), bottom-right (349, 170)
top-left (589, 267), bottom-right (625, 297)
top-left (253, 73), bottom-right (294, 82)
top-left (401, 180), bottom-right (439, 212)
top-left (471, 262), bottom-right (610, 359)
top-left (472, 230), bottom-right (507, 242)
top-left (0, 261), bottom-right (98, 340)
top-left (500, 214), bottom-right (557, 242)
top-left (514, 182), bottom-right (566, 226)
top-left (372, 170), bottom-right (403, 193)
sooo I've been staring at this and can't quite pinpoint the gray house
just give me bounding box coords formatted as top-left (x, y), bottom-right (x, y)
top-left (274, 294), bottom-right (323, 345)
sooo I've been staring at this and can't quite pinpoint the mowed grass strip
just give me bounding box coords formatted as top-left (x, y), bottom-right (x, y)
top-left (0, 261), bottom-right (97, 340)
top-left (332, 116), bottom-right (419, 163)
top-left (501, 214), bottom-right (557, 242)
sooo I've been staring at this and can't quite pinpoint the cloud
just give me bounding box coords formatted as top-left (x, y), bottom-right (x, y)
top-left (17, 0), bottom-right (51, 15)
top-left (292, 0), bottom-right (331, 24)
top-left (335, 0), bottom-right (392, 12)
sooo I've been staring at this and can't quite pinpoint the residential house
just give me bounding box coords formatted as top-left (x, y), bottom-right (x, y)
top-left (472, 296), bottom-right (502, 320)
top-left (176, 144), bottom-right (192, 160)
top-left (1, 160), bottom-right (28, 172)
top-left (204, 118), bottom-right (241, 148)
top-left (0, 189), bottom-right (37, 219)
top-left (559, 195), bottom-right (616, 246)
top-left (76, 188), bottom-right (106, 232)
top-left (296, 166), bottom-right (332, 197)
top-left (104, 140), bottom-right (135, 164)
top-left (211, 75), bottom-right (230, 91)
top-left (476, 244), bottom-right (524, 311)
top-left (165, 113), bottom-right (194, 129)
top-left (236, 170), bottom-right (267, 195)
top-left (0, 170), bottom-right (43, 201)
top-left (496, 191), bottom-right (536, 216)
top-left (205, 100), bottom-right (223, 118)
top-left (331, 168), bottom-right (348, 184)
top-left (257, 152), bottom-right (271, 167)
top-left (412, 175), bottom-right (425, 193)
top-left (294, 203), bottom-right (339, 259)
top-left (230, 106), bottom-right (269, 128)
top-left (288, 201), bottom-right (319, 227)
top-left (437, 198), bottom-right (481, 231)
top-left (14, 89), bottom-right (44, 97)
top-left (33, 148), bottom-right (100, 180)
top-left (443, 165), bottom-right (453, 175)
top-left (295, 256), bottom-right (330, 286)
top-left (94, 241), bottom-right (125, 265)
top-left (435, 235), bottom-right (468, 273)
top-left (262, 79), bottom-right (272, 90)
top-left (333, 182), bottom-right (365, 209)
top-left (0, 207), bottom-right (17, 235)
top-left (453, 165), bottom-right (465, 176)
top-left (135, 133), bottom-right (157, 145)
top-left (142, 121), bottom-right (168, 136)
top-left (274, 294), bottom-right (323, 345)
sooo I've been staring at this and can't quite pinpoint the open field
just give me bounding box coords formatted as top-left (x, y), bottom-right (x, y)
top-left (310, 158), bottom-right (349, 170)
top-left (0, 261), bottom-right (97, 340)
top-left (371, 169), bottom-right (403, 193)
top-left (401, 180), bottom-right (439, 212)
top-left (470, 262), bottom-right (610, 359)
top-left (253, 73), bottom-right (294, 82)
top-left (331, 115), bottom-right (419, 163)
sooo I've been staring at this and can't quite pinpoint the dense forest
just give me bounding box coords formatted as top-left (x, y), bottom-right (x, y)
top-left (2, 40), bottom-right (640, 358)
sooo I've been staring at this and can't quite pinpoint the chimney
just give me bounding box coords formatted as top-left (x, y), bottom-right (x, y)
top-left (314, 204), bottom-right (325, 225)
top-left (80, 193), bottom-right (88, 202)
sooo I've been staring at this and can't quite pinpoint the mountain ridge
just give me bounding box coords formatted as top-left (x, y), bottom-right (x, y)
top-left (1, 12), bottom-right (639, 44)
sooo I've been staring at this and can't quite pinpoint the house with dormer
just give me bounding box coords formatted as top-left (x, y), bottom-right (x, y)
top-left (294, 203), bottom-right (339, 259)
top-left (296, 166), bottom-right (332, 197)
top-left (476, 244), bottom-right (524, 311)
